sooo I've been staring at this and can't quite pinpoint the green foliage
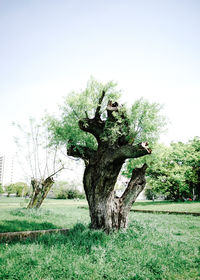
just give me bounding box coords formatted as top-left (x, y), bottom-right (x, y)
top-left (67, 189), bottom-right (85, 199)
top-left (125, 138), bottom-right (200, 201)
top-left (56, 189), bottom-right (85, 200)
top-left (13, 182), bottom-right (29, 197)
top-left (47, 78), bottom-right (166, 150)
top-left (0, 184), bottom-right (3, 194)
top-left (52, 181), bottom-right (85, 199)
top-left (47, 78), bottom-right (121, 149)
top-left (128, 98), bottom-right (167, 144)
top-left (4, 182), bottom-right (29, 197)
top-left (4, 184), bottom-right (16, 197)
top-left (144, 187), bottom-right (157, 200)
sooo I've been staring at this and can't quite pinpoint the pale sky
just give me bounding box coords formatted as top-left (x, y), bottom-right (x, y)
top-left (1, 0), bottom-right (200, 157)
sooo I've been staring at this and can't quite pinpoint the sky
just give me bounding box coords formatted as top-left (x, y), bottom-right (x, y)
top-left (1, 0), bottom-right (200, 160)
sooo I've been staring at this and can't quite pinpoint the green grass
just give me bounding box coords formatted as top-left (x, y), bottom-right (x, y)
top-left (0, 198), bottom-right (200, 279)
top-left (133, 200), bottom-right (200, 213)
top-left (0, 197), bottom-right (89, 233)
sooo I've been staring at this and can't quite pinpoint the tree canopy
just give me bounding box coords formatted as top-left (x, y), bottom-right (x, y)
top-left (47, 78), bottom-right (166, 152)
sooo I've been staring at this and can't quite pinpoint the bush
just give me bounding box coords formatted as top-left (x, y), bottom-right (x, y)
top-left (55, 188), bottom-right (85, 199)
top-left (0, 184), bottom-right (3, 194)
top-left (67, 189), bottom-right (85, 199)
top-left (56, 188), bottom-right (69, 199)
top-left (52, 181), bottom-right (85, 199)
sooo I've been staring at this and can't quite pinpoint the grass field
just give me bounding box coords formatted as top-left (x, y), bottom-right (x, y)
top-left (0, 197), bottom-right (200, 279)
top-left (133, 200), bottom-right (200, 213)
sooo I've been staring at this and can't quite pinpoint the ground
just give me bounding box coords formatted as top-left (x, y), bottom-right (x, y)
top-left (0, 198), bottom-right (200, 279)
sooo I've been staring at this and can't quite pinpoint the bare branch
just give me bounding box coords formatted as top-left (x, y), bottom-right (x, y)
top-left (46, 165), bottom-right (64, 180)
top-left (95, 90), bottom-right (106, 118)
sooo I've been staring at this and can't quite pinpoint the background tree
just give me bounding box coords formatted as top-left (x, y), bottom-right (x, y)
top-left (186, 137), bottom-right (200, 200)
top-left (13, 182), bottom-right (29, 197)
top-left (147, 143), bottom-right (190, 201)
top-left (125, 139), bottom-right (200, 201)
top-left (4, 184), bottom-right (15, 197)
top-left (14, 118), bottom-right (65, 209)
top-left (0, 184), bottom-right (3, 194)
top-left (47, 78), bottom-right (166, 232)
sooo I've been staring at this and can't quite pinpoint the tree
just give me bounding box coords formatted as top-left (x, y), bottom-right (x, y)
top-left (186, 137), bottom-right (200, 200)
top-left (48, 78), bottom-right (165, 231)
top-left (14, 118), bottom-right (65, 208)
top-left (0, 184), bottom-right (3, 194)
top-left (146, 143), bottom-right (191, 201)
top-left (4, 184), bottom-right (15, 197)
top-left (125, 140), bottom-right (200, 201)
top-left (13, 182), bottom-right (29, 197)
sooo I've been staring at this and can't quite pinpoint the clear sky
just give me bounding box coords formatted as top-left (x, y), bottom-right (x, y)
top-left (1, 0), bottom-right (200, 156)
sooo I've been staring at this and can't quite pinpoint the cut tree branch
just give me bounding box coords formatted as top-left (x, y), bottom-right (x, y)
top-left (79, 118), bottom-right (105, 141)
top-left (67, 145), bottom-right (97, 162)
top-left (112, 142), bottom-right (152, 162)
top-left (106, 100), bottom-right (119, 119)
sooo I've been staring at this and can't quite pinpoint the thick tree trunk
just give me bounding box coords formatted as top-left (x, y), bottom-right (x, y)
top-left (83, 153), bottom-right (147, 232)
top-left (83, 158), bottom-right (124, 232)
top-left (88, 194), bottom-right (127, 232)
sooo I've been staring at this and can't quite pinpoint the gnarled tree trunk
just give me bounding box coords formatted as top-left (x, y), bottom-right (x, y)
top-left (67, 92), bottom-right (152, 232)
top-left (27, 167), bottom-right (64, 209)
top-left (27, 177), bottom-right (55, 209)
top-left (83, 150), bottom-right (148, 231)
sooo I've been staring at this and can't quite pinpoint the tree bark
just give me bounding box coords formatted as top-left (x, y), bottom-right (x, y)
top-left (80, 144), bottom-right (149, 232)
top-left (27, 177), bottom-right (54, 209)
top-left (36, 177), bottom-right (55, 208)
top-left (27, 167), bottom-right (64, 209)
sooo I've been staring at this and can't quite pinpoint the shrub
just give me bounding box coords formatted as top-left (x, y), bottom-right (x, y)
top-left (56, 188), bottom-right (69, 199)
top-left (52, 181), bottom-right (85, 199)
top-left (67, 189), bottom-right (85, 199)
top-left (56, 189), bottom-right (85, 199)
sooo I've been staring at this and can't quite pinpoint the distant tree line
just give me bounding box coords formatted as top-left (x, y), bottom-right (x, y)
top-left (3, 182), bottom-right (29, 197)
top-left (1, 180), bottom-right (85, 200)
